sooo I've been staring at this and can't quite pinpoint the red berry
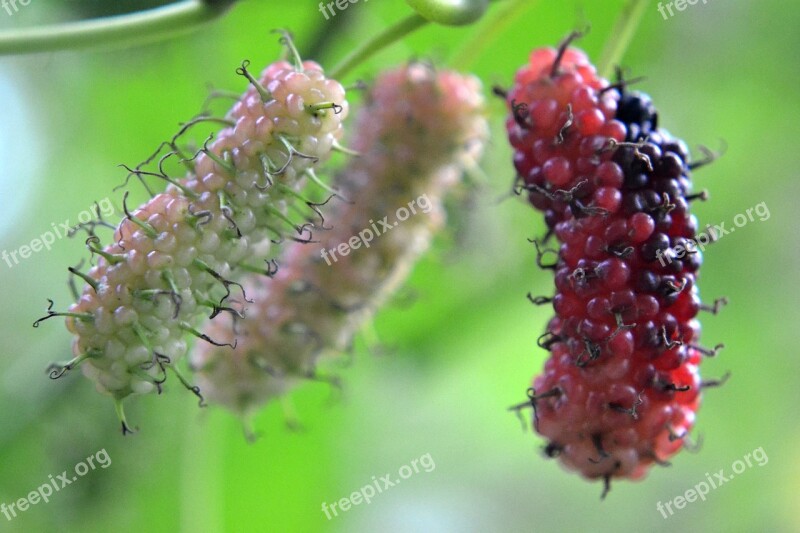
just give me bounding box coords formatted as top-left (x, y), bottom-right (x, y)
top-left (506, 43), bottom-right (718, 491)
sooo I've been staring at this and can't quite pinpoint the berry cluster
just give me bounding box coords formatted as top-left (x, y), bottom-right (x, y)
top-left (190, 64), bottom-right (487, 424)
top-left (41, 42), bottom-right (349, 431)
top-left (504, 41), bottom-right (721, 491)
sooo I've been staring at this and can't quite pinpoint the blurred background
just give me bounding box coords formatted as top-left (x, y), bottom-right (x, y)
top-left (0, 0), bottom-right (797, 531)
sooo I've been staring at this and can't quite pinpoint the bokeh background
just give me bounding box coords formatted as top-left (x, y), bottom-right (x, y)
top-left (0, 0), bottom-right (797, 531)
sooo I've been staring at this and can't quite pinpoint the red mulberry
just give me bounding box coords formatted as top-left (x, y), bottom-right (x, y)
top-left (504, 41), bottom-right (722, 493)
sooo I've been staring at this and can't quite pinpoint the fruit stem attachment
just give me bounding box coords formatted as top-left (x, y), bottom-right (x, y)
top-left (598, 0), bottom-right (650, 79)
top-left (0, 0), bottom-right (237, 56)
top-left (329, 14), bottom-right (429, 79)
top-left (272, 29), bottom-right (304, 72)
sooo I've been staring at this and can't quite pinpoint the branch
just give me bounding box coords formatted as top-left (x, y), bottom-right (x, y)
top-left (0, 0), bottom-right (237, 56)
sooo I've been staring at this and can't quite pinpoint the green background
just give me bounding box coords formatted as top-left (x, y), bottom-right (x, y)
top-left (0, 0), bottom-right (797, 531)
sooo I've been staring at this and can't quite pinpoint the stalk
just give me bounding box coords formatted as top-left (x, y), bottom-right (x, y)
top-left (0, 0), bottom-right (236, 55)
top-left (598, 0), bottom-right (651, 78)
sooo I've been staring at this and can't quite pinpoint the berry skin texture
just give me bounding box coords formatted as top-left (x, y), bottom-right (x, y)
top-left (506, 45), bottom-right (713, 488)
top-left (190, 64), bottom-right (487, 420)
top-left (55, 55), bottom-right (348, 431)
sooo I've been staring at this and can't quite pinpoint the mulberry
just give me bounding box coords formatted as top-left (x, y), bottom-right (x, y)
top-left (190, 63), bottom-right (487, 423)
top-left (39, 37), bottom-right (349, 432)
top-left (504, 38), bottom-right (724, 494)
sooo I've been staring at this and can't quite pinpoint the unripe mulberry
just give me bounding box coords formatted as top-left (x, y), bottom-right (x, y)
top-left (504, 41), bottom-right (723, 493)
top-left (41, 41), bottom-right (349, 432)
top-left (190, 63), bottom-right (487, 420)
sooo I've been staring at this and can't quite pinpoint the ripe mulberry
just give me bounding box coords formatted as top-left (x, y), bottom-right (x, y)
top-left (38, 37), bottom-right (349, 432)
top-left (504, 38), bottom-right (724, 493)
top-left (189, 63), bottom-right (487, 424)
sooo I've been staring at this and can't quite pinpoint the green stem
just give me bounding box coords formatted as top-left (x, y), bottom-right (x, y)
top-left (0, 0), bottom-right (236, 56)
top-left (329, 13), bottom-right (429, 80)
top-left (406, 0), bottom-right (488, 26)
top-left (179, 394), bottom-right (224, 532)
top-left (450, 0), bottom-right (535, 70)
top-left (598, 0), bottom-right (651, 79)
